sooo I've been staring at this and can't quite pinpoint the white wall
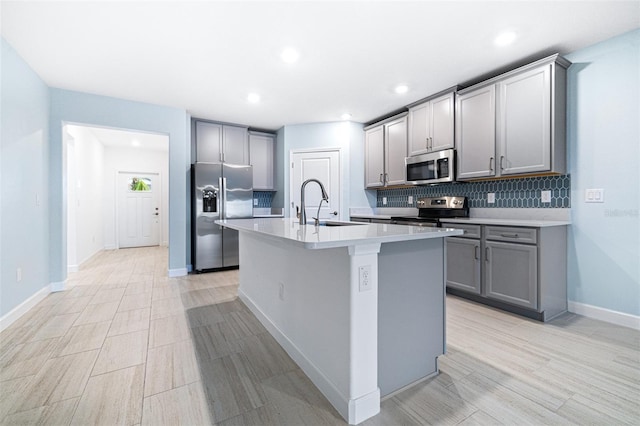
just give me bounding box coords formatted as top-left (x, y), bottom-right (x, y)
top-left (103, 145), bottom-right (169, 248)
top-left (66, 125), bottom-right (105, 267)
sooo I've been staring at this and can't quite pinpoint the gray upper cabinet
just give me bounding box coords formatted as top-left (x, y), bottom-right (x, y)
top-left (365, 114), bottom-right (407, 188)
top-left (195, 120), bottom-right (249, 165)
top-left (498, 65), bottom-right (551, 175)
top-left (408, 91), bottom-right (455, 156)
top-left (249, 132), bottom-right (275, 190)
top-left (456, 85), bottom-right (497, 179)
top-left (385, 116), bottom-right (408, 186)
top-left (456, 54), bottom-right (570, 180)
top-left (365, 126), bottom-right (385, 188)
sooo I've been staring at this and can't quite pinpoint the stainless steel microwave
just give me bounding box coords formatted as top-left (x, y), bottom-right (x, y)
top-left (405, 149), bottom-right (456, 185)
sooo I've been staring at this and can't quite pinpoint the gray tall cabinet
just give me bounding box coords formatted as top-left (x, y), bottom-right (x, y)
top-left (456, 54), bottom-right (570, 180)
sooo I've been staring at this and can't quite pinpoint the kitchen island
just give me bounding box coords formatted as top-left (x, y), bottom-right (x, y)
top-left (217, 218), bottom-right (462, 425)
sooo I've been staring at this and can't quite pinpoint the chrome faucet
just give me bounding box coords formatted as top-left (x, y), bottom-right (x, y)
top-left (299, 179), bottom-right (329, 225)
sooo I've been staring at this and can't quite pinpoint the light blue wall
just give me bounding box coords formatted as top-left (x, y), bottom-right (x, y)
top-left (565, 29), bottom-right (639, 316)
top-left (1, 39), bottom-right (51, 317)
top-left (279, 121), bottom-right (374, 218)
top-left (49, 90), bottom-right (190, 281)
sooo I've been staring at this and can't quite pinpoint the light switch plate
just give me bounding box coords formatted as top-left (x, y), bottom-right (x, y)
top-left (585, 189), bottom-right (604, 203)
top-left (487, 193), bottom-right (496, 204)
top-left (541, 190), bottom-right (551, 203)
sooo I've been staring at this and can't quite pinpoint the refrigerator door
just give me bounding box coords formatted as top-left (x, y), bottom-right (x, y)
top-left (193, 163), bottom-right (223, 271)
top-left (222, 164), bottom-right (253, 267)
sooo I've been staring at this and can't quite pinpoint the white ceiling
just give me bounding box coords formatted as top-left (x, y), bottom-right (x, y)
top-left (2, 1), bottom-right (639, 130)
top-left (67, 124), bottom-right (169, 152)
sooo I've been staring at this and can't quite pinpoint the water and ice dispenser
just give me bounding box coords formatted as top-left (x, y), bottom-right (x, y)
top-left (202, 188), bottom-right (217, 212)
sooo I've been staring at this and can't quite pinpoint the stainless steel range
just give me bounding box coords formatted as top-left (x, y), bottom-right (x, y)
top-left (390, 196), bottom-right (469, 227)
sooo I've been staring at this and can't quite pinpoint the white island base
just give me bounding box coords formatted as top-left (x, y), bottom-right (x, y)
top-left (219, 219), bottom-right (460, 424)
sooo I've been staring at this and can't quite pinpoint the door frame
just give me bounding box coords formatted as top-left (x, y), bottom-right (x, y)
top-left (288, 147), bottom-right (343, 220)
top-left (116, 171), bottom-right (162, 249)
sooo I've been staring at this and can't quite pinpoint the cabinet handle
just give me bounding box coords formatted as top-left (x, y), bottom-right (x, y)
top-left (500, 156), bottom-right (505, 171)
top-left (379, 173), bottom-right (383, 183)
top-left (474, 245), bottom-right (479, 260)
top-left (489, 157), bottom-right (494, 172)
top-left (426, 137), bottom-right (429, 150)
top-left (485, 247), bottom-right (490, 261)
top-left (500, 233), bottom-right (519, 239)
top-left (384, 173), bottom-right (388, 183)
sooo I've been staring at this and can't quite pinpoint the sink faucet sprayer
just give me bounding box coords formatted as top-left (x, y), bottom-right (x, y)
top-left (298, 179), bottom-right (329, 226)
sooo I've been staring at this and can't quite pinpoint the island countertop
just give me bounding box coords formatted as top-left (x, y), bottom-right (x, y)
top-left (217, 218), bottom-right (463, 249)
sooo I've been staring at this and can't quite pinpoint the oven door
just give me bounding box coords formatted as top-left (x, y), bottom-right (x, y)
top-left (405, 149), bottom-right (456, 185)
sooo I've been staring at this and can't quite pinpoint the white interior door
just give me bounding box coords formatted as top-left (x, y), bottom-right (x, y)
top-left (118, 172), bottom-right (160, 248)
top-left (290, 149), bottom-right (341, 222)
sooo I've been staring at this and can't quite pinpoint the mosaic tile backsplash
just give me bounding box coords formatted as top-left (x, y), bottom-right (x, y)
top-left (376, 175), bottom-right (571, 208)
top-left (254, 191), bottom-right (275, 208)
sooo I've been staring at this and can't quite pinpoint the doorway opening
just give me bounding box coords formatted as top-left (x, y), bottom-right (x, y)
top-left (64, 124), bottom-right (169, 272)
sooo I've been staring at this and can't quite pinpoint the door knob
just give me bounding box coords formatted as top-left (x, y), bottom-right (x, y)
top-left (331, 211), bottom-right (338, 216)
top-left (154, 213), bottom-right (159, 216)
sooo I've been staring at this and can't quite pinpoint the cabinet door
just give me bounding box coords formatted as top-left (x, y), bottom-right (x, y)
top-left (430, 92), bottom-right (455, 152)
top-left (195, 121), bottom-right (222, 162)
top-left (446, 237), bottom-right (481, 294)
top-left (222, 125), bottom-right (249, 165)
top-left (249, 133), bottom-right (275, 190)
top-left (498, 65), bottom-right (551, 175)
top-left (485, 241), bottom-right (537, 309)
top-left (408, 102), bottom-right (429, 156)
top-left (456, 86), bottom-right (496, 179)
top-left (385, 116), bottom-right (408, 186)
top-left (365, 126), bottom-right (385, 188)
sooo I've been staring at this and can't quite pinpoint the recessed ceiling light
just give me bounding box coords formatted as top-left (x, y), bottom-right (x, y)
top-left (247, 93), bottom-right (261, 103)
top-left (281, 47), bottom-right (299, 64)
top-left (494, 31), bottom-right (517, 47)
top-left (341, 113), bottom-right (352, 120)
top-left (395, 85), bottom-right (409, 94)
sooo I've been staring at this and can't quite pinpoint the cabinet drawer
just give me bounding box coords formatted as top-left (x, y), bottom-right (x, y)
top-left (441, 223), bottom-right (481, 239)
top-left (485, 226), bottom-right (537, 244)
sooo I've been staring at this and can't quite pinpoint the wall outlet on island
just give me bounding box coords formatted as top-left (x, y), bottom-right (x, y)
top-left (359, 265), bottom-right (372, 292)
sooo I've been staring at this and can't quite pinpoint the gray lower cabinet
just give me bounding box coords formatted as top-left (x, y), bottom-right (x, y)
top-left (446, 237), bottom-right (481, 294)
top-left (485, 240), bottom-right (537, 309)
top-left (444, 222), bottom-right (567, 321)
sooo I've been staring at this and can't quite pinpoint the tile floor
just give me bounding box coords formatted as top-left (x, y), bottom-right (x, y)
top-left (0, 246), bottom-right (638, 425)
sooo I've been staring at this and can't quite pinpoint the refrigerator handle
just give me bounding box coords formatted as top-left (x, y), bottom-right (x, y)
top-left (219, 176), bottom-right (225, 219)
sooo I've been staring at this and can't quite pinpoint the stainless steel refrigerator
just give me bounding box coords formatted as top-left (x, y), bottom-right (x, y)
top-left (192, 162), bottom-right (253, 271)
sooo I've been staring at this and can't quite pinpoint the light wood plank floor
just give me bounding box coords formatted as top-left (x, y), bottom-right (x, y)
top-left (1, 247), bottom-right (638, 425)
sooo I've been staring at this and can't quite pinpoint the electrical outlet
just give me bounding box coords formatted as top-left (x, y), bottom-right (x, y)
top-left (585, 189), bottom-right (604, 203)
top-left (359, 265), bottom-right (372, 292)
top-left (253, 198), bottom-right (258, 206)
top-left (16, 267), bottom-right (22, 283)
top-left (408, 195), bottom-right (414, 204)
top-left (487, 193), bottom-right (496, 204)
top-left (278, 282), bottom-right (285, 301)
top-left (541, 190), bottom-right (551, 203)
top-left (382, 197), bottom-right (387, 205)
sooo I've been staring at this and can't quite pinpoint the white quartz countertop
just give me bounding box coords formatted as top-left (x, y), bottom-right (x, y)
top-left (217, 218), bottom-right (463, 249)
top-left (440, 218), bottom-right (571, 227)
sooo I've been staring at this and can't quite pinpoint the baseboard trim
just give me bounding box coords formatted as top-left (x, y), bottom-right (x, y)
top-left (239, 289), bottom-right (379, 424)
top-left (568, 301), bottom-right (640, 330)
top-left (104, 244), bottom-right (117, 250)
top-left (0, 285), bottom-right (51, 332)
top-left (50, 281), bottom-right (66, 292)
top-left (168, 267), bottom-right (188, 278)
